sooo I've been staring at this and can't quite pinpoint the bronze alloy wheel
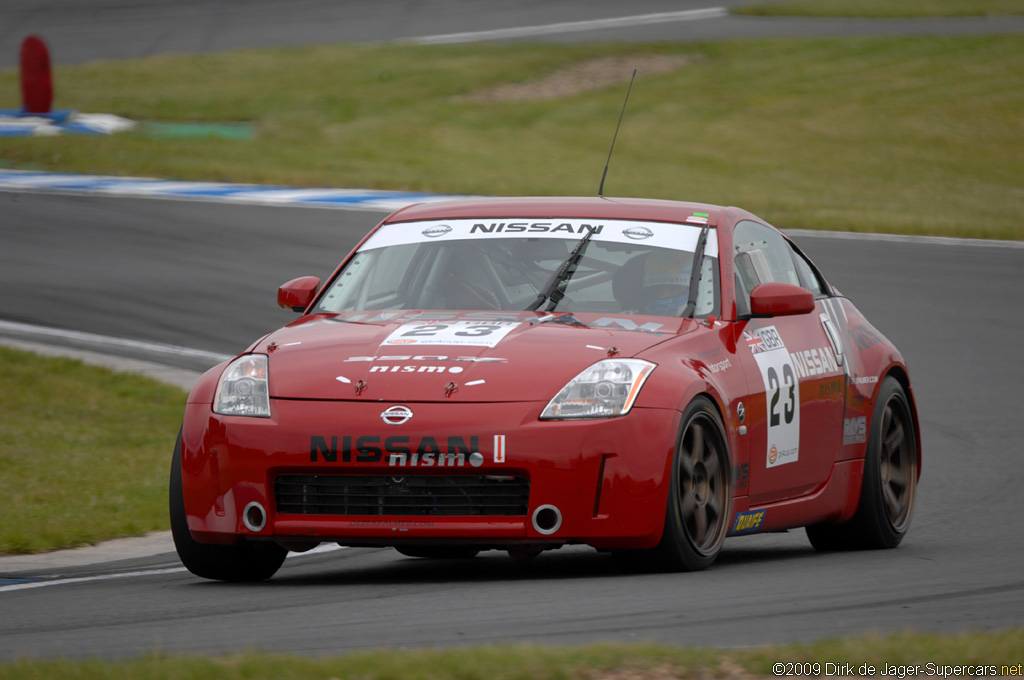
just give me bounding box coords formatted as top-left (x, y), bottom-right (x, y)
top-left (678, 408), bottom-right (730, 557)
top-left (619, 396), bottom-right (732, 572)
top-left (806, 376), bottom-right (918, 551)
top-left (878, 385), bottom-right (917, 534)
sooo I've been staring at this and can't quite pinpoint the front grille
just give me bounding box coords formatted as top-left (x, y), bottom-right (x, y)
top-left (274, 474), bottom-right (530, 517)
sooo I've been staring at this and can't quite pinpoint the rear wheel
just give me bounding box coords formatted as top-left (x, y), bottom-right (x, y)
top-left (618, 396), bottom-right (731, 571)
top-left (807, 376), bottom-right (918, 551)
top-left (170, 429), bottom-right (287, 581)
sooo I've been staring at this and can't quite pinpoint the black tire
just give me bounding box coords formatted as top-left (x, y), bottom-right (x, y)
top-left (619, 396), bottom-right (732, 572)
top-left (169, 428), bottom-right (287, 581)
top-left (395, 546), bottom-right (480, 559)
top-left (807, 376), bottom-right (918, 551)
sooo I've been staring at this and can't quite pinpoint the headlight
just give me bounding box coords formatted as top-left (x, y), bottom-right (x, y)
top-left (540, 359), bottom-right (656, 420)
top-left (214, 354), bottom-right (270, 417)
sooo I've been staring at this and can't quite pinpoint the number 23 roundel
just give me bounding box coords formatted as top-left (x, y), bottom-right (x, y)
top-left (744, 326), bottom-right (800, 468)
top-left (383, 320), bottom-right (520, 348)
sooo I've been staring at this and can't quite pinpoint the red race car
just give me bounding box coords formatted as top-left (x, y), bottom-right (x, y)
top-left (170, 196), bottom-right (920, 581)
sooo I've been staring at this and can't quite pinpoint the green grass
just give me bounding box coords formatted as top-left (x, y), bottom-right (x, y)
top-left (734, 0), bottom-right (1024, 18)
top-left (1, 631), bottom-right (1022, 678)
top-left (1, 36), bottom-right (1023, 239)
top-left (0, 347), bottom-right (185, 554)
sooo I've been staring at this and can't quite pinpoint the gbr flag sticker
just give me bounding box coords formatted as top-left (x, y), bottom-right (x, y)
top-left (744, 325), bottom-right (800, 468)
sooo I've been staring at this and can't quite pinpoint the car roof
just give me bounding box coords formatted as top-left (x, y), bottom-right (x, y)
top-left (384, 196), bottom-right (740, 225)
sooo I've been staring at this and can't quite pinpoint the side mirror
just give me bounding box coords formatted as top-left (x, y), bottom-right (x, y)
top-left (749, 282), bottom-right (815, 317)
top-left (277, 276), bottom-right (320, 313)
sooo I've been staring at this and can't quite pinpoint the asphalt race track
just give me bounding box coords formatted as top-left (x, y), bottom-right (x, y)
top-left (1, 0), bottom-right (1023, 663)
top-left (4, 0), bottom-right (1024, 67)
top-left (1, 192), bottom-right (1022, 660)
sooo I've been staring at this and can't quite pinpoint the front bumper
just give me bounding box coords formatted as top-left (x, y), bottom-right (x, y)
top-left (180, 399), bottom-right (680, 550)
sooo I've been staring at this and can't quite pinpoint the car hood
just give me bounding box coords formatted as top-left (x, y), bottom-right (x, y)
top-left (258, 312), bottom-right (696, 402)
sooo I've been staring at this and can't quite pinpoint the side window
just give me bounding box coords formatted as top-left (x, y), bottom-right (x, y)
top-left (791, 247), bottom-right (826, 296)
top-left (733, 220), bottom-right (801, 312)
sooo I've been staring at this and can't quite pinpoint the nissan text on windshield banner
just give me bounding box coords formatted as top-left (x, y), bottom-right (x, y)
top-left (361, 219), bottom-right (719, 257)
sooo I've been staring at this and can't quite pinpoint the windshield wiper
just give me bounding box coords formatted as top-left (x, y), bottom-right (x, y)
top-left (681, 226), bottom-right (710, 319)
top-left (526, 228), bottom-right (596, 312)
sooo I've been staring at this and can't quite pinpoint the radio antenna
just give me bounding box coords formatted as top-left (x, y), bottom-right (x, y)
top-left (598, 68), bottom-right (636, 198)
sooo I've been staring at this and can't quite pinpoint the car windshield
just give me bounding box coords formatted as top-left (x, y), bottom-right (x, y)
top-left (314, 218), bottom-right (719, 318)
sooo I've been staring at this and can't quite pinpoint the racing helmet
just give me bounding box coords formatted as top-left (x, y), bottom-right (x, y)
top-left (641, 250), bottom-right (690, 316)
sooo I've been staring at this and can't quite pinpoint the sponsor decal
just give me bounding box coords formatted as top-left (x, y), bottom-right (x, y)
top-left (623, 226), bottom-right (654, 240)
top-left (731, 509), bottom-right (766, 534)
top-left (345, 355), bottom-right (507, 363)
top-left (359, 219), bottom-right (718, 257)
top-left (470, 222), bottom-right (603, 235)
top-left (706, 358), bottom-right (732, 373)
top-left (371, 365), bottom-right (463, 374)
top-left (852, 376), bottom-right (879, 385)
top-left (422, 224), bottom-right (452, 238)
top-left (685, 215), bottom-right (708, 225)
top-left (345, 355), bottom-right (506, 375)
top-left (310, 434), bottom-right (501, 467)
top-left (850, 324), bottom-right (884, 351)
top-left (348, 520), bottom-right (435, 529)
top-left (334, 312), bottom-right (672, 337)
top-left (332, 311), bottom-right (530, 325)
top-left (381, 405), bottom-right (413, 425)
top-left (382, 320), bottom-right (520, 347)
top-left (388, 451), bottom-right (483, 468)
top-left (696, 347), bottom-right (725, 362)
top-left (744, 326), bottom-right (786, 355)
top-left (591, 317), bottom-right (665, 334)
top-left (789, 346), bottom-right (841, 379)
top-left (820, 377), bottom-right (844, 397)
top-left (733, 462), bottom-right (750, 487)
top-left (843, 416), bottom-right (867, 445)
top-left (746, 326), bottom-right (800, 468)
top-left (737, 401), bottom-right (745, 423)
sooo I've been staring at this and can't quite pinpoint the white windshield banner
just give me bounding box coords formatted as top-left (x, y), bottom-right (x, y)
top-left (360, 219), bottom-right (718, 257)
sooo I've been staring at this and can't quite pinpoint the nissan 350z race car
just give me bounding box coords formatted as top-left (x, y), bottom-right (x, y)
top-left (170, 196), bottom-right (921, 581)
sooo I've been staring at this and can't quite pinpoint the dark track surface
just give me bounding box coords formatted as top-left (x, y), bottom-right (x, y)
top-left (3, 0), bottom-right (1024, 68)
top-left (2, 0), bottom-right (1023, 662)
top-left (0, 192), bottom-right (1022, 660)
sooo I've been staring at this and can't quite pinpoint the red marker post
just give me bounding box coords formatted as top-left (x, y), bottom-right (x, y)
top-left (20, 35), bottom-right (53, 115)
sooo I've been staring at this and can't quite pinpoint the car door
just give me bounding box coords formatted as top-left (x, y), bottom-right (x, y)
top-left (731, 221), bottom-right (846, 506)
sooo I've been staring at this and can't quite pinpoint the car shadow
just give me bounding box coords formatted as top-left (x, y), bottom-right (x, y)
top-left (187, 538), bottom-right (820, 588)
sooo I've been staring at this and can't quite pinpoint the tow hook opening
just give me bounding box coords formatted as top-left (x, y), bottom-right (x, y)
top-left (243, 501), bottom-right (267, 532)
top-left (532, 504), bottom-right (562, 535)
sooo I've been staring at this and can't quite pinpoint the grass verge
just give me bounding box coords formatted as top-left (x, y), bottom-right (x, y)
top-left (0, 347), bottom-right (185, 554)
top-left (733, 0), bottom-right (1024, 18)
top-left (1, 631), bottom-right (1022, 678)
top-left (1, 36), bottom-right (1022, 239)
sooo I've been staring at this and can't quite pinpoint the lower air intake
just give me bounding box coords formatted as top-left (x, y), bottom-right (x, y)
top-left (274, 474), bottom-right (529, 517)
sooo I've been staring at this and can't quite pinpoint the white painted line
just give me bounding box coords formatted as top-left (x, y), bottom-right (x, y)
top-left (0, 545), bottom-right (347, 593)
top-left (784, 229), bottom-right (1024, 250)
top-left (0, 567), bottom-right (188, 592)
top-left (0, 320), bottom-right (232, 364)
top-left (412, 7), bottom-right (728, 44)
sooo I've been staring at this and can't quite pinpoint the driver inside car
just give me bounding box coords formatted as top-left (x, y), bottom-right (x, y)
top-left (641, 250), bottom-right (691, 317)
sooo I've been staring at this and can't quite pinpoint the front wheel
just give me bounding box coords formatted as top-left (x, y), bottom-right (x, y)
top-left (170, 429), bottom-right (287, 581)
top-left (806, 376), bottom-right (918, 551)
top-left (619, 396), bottom-right (732, 572)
